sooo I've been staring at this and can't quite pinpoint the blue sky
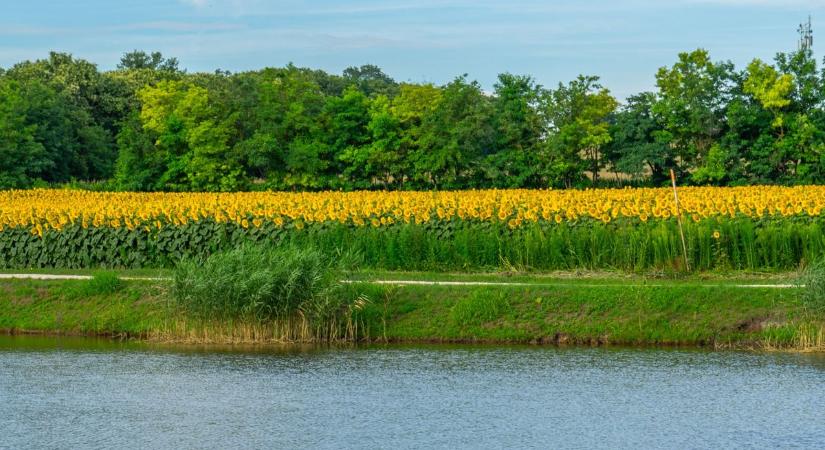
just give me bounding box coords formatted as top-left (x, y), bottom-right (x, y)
top-left (1, 0), bottom-right (823, 100)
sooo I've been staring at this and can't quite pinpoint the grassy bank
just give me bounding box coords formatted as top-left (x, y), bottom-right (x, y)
top-left (1, 275), bottom-right (822, 351)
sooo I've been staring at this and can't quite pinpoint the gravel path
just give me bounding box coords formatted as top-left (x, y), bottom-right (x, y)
top-left (0, 273), bottom-right (800, 288)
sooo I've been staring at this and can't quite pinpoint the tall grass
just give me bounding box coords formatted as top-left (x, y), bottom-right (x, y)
top-left (281, 219), bottom-right (825, 272)
top-left (72, 271), bottom-right (124, 297)
top-left (173, 244), bottom-right (368, 342)
top-left (800, 259), bottom-right (825, 312)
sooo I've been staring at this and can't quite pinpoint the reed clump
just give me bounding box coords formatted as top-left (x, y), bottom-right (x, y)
top-left (172, 244), bottom-right (368, 342)
top-left (761, 324), bottom-right (825, 352)
top-left (799, 259), bottom-right (825, 312)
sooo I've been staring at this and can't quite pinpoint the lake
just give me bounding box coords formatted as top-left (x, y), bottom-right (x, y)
top-left (1, 336), bottom-right (824, 449)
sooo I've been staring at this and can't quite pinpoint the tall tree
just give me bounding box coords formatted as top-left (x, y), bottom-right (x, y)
top-left (774, 49), bottom-right (825, 182)
top-left (118, 50), bottom-right (180, 72)
top-left (0, 80), bottom-right (48, 188)
top-left (385, 83), bottom-right (443, 188)
top-left (486, 73), bottom-right (545, 187)
top-left (413, 76), bottom-right (494, 189)
top-left (343, 64), bottom-right (399, 98)
top-left (129, 80), bottom-right (243, 191)
top-left (604, 92), bottom-right (672, 184)
top-left (653, 49), bottom-right (734, 178)
top-left (544, 75), bottom-right (617, 187)
top-left (5, 52), bottom-right (119, 181)
top-left (325, 87), bottom-right (372, 188)
top-left (237, 66), bottom-right (327, 189)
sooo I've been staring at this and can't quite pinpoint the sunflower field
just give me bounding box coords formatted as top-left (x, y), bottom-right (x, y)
top-left (1, 187), bottom-right (824, 271)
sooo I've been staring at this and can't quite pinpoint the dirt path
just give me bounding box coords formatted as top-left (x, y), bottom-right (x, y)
top-left (0, 274), bottom-right (168, 281)
top-left (0, 273), bottom-right (800, 288)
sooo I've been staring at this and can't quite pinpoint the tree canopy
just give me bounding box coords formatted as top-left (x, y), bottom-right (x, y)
top-left (1, 46), bottom-right (824, 191)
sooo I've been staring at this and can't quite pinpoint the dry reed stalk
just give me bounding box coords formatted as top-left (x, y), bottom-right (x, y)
top-left (670, 169), bottom-right (691, 272)
top-left (145, 314), bottom-right (364, 345)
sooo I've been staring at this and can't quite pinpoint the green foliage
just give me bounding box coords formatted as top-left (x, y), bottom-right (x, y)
top-left (653, 49), bottom-right (733, 175)
top-left (744, 59), bottom-right (793, 116)
top-left (343, 64), bottom-right (399, 97)
top-left (412, 75), bottom-right (495, 188)
top-left (691, 144), bottom-right (729, 184)
top-left (3, 52), bottom-right (121, 183)
top-left (118, 50), bottom-right (180, 73)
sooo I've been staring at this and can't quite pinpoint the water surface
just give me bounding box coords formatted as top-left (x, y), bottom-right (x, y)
top-left (2, 336), bottom-right (824, 449)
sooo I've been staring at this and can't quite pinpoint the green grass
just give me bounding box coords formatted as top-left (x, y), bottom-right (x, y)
top-left (351, 282), bottom-right (822, 349)
top-left (0, 279), bottom-right (168, 336)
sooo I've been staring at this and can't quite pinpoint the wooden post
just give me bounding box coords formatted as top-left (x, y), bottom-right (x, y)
top-left (670, 169), bottom-right (691, 272)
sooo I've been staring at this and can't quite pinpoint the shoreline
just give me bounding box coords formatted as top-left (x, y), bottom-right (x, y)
top-left (1, 328), bottom-right (817, 353)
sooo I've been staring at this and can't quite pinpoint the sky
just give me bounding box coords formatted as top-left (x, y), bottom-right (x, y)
top-left (1, 0), bottom-right (823, 100)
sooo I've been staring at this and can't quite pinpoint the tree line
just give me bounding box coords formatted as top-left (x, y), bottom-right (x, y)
top-left (1, 47), bottom-right (824, 192)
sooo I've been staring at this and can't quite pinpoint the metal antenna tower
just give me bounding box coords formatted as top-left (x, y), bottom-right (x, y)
top-left (799, 15), bottom-right (813, 51)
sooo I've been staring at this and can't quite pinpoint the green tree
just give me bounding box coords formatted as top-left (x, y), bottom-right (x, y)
top-left (654, 49), bottom-right (734, 178)
top-left (389, 83), bottom-right (442, 187)
top-left (5, 53), bottom-right (118, 181)
top-left (486, 73), bottom-right (545, 187)
top-left (118, 50), bottom-right (180, 72)
top-left (744, 59), bottom-right (793, 132)
top-left (743, 52), bottom-right (825, 183)
top-left (0, 80), bottom-right (48, 188)
top-left (544, 75), bottom-right (617, 187)
top-left (338, 94), bottom-right (406, 188)
top-left (132, 80), bottom-right (243, 191)
top-left (237, 66), bottom-right (327, 189)
top-left (324, 86), bottom-right (372, 188)
top-left (343, 64), bottom-right (399, 98)
top-left (774, 49), bottom-right (825, 182)
top-left (413, 76), bottom-right (494, 189)
top-left (604, 92), bottom-right (672, 183)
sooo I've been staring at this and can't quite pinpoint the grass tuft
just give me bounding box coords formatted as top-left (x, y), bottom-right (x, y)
top-left (74, 271), bottom-right (124, 296)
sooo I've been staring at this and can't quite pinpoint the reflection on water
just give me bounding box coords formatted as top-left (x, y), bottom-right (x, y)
top-left (2, 335), bottom-right (824, 449)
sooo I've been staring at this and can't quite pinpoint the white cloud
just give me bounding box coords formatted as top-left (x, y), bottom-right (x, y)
top-left (688, 0), bottom-right (825, 6)
top-left (179, 0), bottom-right (209, 7)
